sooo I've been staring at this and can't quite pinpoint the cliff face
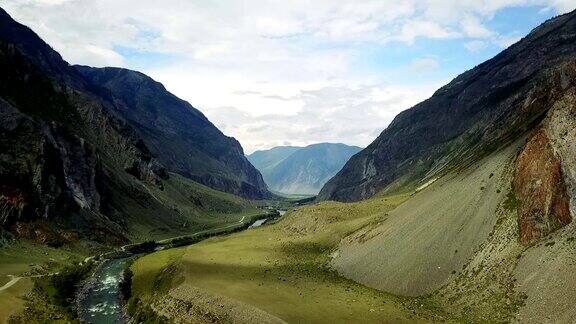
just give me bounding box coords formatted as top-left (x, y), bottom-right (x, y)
top-left (0, 7), bottom-right (169, 242)
top-left (318, 11), bottom-right (576, 204)
top-left (513, 82), bottom-right (576, 244)
top-left (75, 66), bottom-right (269, 200)
top-left (514, 129), bottom-right (571, 244)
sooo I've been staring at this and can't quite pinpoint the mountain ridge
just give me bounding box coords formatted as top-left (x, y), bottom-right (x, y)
top-left (75, 65), bottom-right (269, 200)
top-left (318, 9), bottom-right (576, 203)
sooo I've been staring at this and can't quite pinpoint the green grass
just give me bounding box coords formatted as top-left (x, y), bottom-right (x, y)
top-left (269, 190), bottom-right (316, 200)
top-left (0, 242), bottom-right (86, 323)
top-left (15, 261), bottom-right (96, 323)
top-left (0, 242), bottom-right (84, 285)
top-left (105, 170), bottom-right (263, 242)
top-left (0, 277), bottom-right (32, 323)
top-left (131, 193), bottom-right (449, 323)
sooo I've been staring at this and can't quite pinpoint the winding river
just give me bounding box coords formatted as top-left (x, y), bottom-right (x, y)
top-left (77, 211), bottom-right (285, 324)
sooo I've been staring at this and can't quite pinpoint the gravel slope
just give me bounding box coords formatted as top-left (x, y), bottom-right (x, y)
top-left (332, 142), bottom-right (521, 296)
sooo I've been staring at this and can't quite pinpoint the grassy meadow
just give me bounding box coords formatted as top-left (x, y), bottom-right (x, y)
top-left (130, 193), bottom-right (451, 323)
top-left (0, 242), bottom-right (86, 323)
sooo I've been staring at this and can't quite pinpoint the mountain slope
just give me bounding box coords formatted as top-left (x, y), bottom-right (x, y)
top-left (318, 10), bottom-right (576, 203)
top-left (323, 11), bottom-right (576, 322)
top-left (0, 7), bottom-right (261, 244)
top-left (75, 66), bottom-right (269, 200)
top-left (248, 143), bottom-right (361, 195)
top-left (247, 146), bottom-right (300, 175)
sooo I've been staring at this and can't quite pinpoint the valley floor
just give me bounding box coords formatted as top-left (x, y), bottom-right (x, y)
top-left (130, 139), bottom-right (576, 323)
top-left (130, 195), bottom-right (450, 323)
top-left (0, 179), bottom-right (265, 323)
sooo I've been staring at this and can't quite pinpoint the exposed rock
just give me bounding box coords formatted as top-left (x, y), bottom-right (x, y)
top-left (514, 129), bottom-right (571, 244)
top-left (332, 142), bottom-right (516, 296)
top-left (545, 90), bottom-right (576, 215)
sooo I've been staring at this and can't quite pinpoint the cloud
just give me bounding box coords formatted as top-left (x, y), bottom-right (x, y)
top-left (409, 58), bottom-right (440, 73)
top-left (464, 40), bottom-right (488, 52)
top-left (201, 82), bottom-right (442, 153)
top-left (493, 34), bottom-right (523, 48)
top-left (460, 16), bottom-right (493, 38)
top-left (397, 20), bottom-right (459, 44)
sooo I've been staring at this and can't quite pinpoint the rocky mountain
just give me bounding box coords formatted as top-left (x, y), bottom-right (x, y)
top-left (74, 66), bottom-right (269, 200)
top-left (318, 10), bottom-right (576, 212)
top-left (248, 146), bottom-right (301, 175)
top-left (0, 7), bottom-right (266, 244)
top-left (248, 143), bottom-right (361, 195)
top-left (320, 11), bottom-right (576, 322)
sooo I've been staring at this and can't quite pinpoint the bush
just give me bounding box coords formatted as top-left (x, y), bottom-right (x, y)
top-left (29, 260), bottom-right (94, 320)
top-left (120, 266), bottom-right (134, 301)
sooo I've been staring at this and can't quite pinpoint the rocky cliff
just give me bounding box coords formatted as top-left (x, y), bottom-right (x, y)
top-left (318, 10), bottom-right (576, 208)
top-left (75, 66), bottom-right (269, 200)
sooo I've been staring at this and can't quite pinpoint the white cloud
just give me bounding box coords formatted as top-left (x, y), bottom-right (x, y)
top-left (201, 82), bottom-right (442, 153)
top-left (494, 34), bottom-right (523, 48)
top-left (461, 16), bottom-right (493, 38)
top-left (409, 58), bottom-right (440, 73)
top-left (464, 40), bottom-right (488, 52)
top-left (551, 0), bottom-right (576, 13)
top-left (397, 20), bottom-right (460, 44)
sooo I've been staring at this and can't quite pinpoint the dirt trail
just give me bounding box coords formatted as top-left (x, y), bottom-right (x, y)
top-left (0, 272), bottom-right (59, 293)
top-left (0, 277), bottom-right (21, 293)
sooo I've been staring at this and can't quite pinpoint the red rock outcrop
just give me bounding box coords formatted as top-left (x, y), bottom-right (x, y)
top-left (514, 129), bottom-right (571, 244)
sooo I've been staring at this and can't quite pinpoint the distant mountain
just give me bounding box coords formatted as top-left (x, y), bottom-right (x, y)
top-left (0, 7), bottom-right (267, 244)
top-left (248, 143), bottom-right (361, 195)
top-left (75, 66), bottom-right (269, 200)
top-left (248, 146), bottom-right (301, 175)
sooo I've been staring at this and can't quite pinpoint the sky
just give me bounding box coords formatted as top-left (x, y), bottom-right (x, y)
top-left (3, 1), bottom-right (575, 154)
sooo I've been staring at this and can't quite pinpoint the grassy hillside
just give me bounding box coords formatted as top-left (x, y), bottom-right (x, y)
top-left (105, 170), bottom-right (262, 242)
top-left (129, 193), bottom-right (450, 323)
top-left (129, 136), bottom-right (576, 323)
top-left (0, 242), bottom-right (87, 323)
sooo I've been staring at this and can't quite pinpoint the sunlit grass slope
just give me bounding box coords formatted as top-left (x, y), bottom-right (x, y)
top-left (130, 194), bottom-right (450, 323)
top-left (0, 242), bottom-right (85, 323)
top-left (114, 172), bottom-right (263, 241)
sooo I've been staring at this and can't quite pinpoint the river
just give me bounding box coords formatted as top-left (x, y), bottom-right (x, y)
top-left (76, 211), bottom-right (286, 324)
top-left (76, 257), bottom-right (135, 323)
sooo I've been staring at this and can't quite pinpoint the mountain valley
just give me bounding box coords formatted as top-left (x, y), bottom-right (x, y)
top-left (0, 4), bottom-right (575, 324)
top-left (248, 143), bottom-right (361, 195)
